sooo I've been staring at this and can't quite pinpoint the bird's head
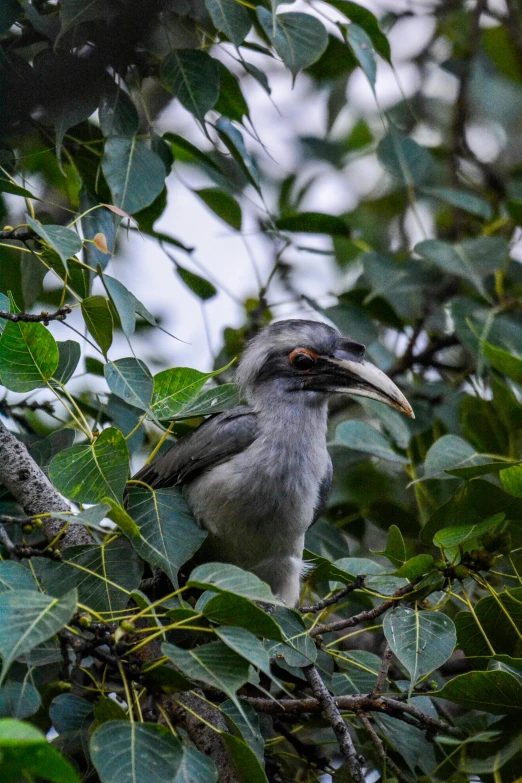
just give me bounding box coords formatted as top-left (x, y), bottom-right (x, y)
top-left (237, 319), bottom-right (414, 417)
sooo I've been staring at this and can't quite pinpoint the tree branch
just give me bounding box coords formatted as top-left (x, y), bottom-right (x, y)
top-left (371, 645), bottom-right (393, 698)
top-left (310, 581), bottom-right (417, 638)
top-left (0, 305), bottom-right (72, 325)
top-left (0, 420), bottom-right (91, 547)
top-left (298, 575), bottom-right (365, 613)
top-left (357, 711), bottom-right (414, 783)
top-left (0, 228), bottom-right (36, 241)
top-left (304, 665), bottom-right (365, 783)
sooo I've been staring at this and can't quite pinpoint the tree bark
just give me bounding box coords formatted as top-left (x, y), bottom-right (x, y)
top-left (0, 420), bottom-right (92, 546)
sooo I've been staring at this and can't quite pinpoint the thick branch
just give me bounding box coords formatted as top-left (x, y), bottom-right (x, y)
top-left (304, 665), bottom-right (365, 782)
top-left (0, 420), bottom-right (91, 547)
top-left (0, 305), bottom-right (72, 325)
top-left (245, 693), bottom-right (464, 738)
top-left (371, 645), bottom-right (393, 698)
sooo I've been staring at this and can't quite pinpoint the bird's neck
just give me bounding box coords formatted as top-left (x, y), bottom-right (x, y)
top-left (249, 387), bottom-right (329, 439)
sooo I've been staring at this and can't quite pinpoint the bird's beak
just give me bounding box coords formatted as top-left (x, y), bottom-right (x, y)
top-left (325, 355), bottom-right (415, 418)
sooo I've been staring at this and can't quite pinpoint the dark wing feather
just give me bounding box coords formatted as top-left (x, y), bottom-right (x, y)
top-left (311, 459), bottom-right (333, 526)
top-left (129, 406), bottom-right (259, 490)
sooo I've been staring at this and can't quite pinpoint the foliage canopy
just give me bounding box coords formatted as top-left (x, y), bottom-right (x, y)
top-left (1, 1), bottom-right (522, 782)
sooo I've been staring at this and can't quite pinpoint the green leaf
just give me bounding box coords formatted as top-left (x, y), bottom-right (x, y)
top-left (175, 746), bottom-right (218, 783)
top-left (221, 699), bottom-right (264, 764)
top-left (395, 554), bottom-right (434, 579)
top-left (102, 275), bottom-right (157, 338)
top-left (201, 592), bottom-right (285, 640)
top-left (34, 537), bottom-right (142, 613)
top-left (215, 64), bottom-right (249, 122)
top-left (216, 117), bottom-right (260, 190)
top-left (53, 340), bottom-right (81, 385)
top-left (0, 681), bottom-right (41, 719)
top-left (105, 358), bottom-right (153, 411)
top-left (49, 426), bottom-right (129, 503)
top-left (220, 732), bottom-right (269, 783)
top-left (49, 693), bottom-right (93, 734)
top-left (266, 607), bottom-right (317, 666)
top-left (176, 265), bottom-right (218, 301)
top-left (178, 384), bottom-right (241, 417)
top-left (433, 513), bottom-right (505, 549)
top-left (195, 188), bottom-right (242, 230)
top-left (99, 87), bottom-right (139, 139)
top-left (333, 420), bottom-right (409, 463)
top-left (446, 460), bottom-right (520, 479)
top-left (91, 721), bottom-right (183, 783)
top-left (377, 129), bottom-right (434, 186)
top-left (421, 187), bottom-right (492, 220)
top-left (215, 626), bottom-right (272, 675)
top-left (419, 434), bottom-right (481, 481)
top-left (500, 464), bottom-right (522, 497)
top-left (0, 589), bottom-right (77, 684)
top-left (101, 497), bottom-right (141, 538)
top-left (480, 338), bottom-right (522, 385)
top-left (373, 524), bottom-right (407, 567)
top-left (50, 503), bottom-right (112, 533)
top-left (0, 562), bottom-right (39, 593)
top-left (0, 318), bottom-right (59, 392)
top-left (383, 606), bottom-right (456, 685)
top-left (276, 211), bottom-right (350, 236)
top-left (345, 23), bottom-right (376, 88)
top-left (0, 0), bottom-right (21, 36)
top-left (0, 718), bottom-right (80, 783)
top-left (81, 295), bottom-right (113, 355)
top-left (162, 50), bottom-right (220, 122)
top-left (102, 137), bottom-right (167, 215)
top-left (150, 366), bottom-right (227, 420)
top-left (164, 132), bottom-right (229, 188)
top-left (437, 670), bottom-right (522, 713)
top-left (162, 641), bottom-right (250, 700)
top-left (331, 650), bottom-right (380, 695)
top-left (81, 189), bottom-right (115, 271)
top-left (334, 557), bottom-right (407, 596)
top-left (26, 216), bottom-right (83, 266)
top-left (415, 237), bottom-right (508, 299)
top-left (205, 0), bottom-right (251, 46)
top-left (188, 562), bottom-right (283, 605)
top-left (0, 178), bottom-right (37, 199)
top-left (326, 1), bottom-right (390, 60)
top-left (0, 292), bottom-right (9, 335)
top-left (256, 8), bottom-right (328, 78)
top-left (125, 487), bottom-right (206, 585)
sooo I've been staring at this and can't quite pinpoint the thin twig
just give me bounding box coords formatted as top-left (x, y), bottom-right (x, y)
top-left (0, 305), bottom-right (72, 325)
top-left (304, 665), bottom-right (365, 783)
top-left (357, 711), bottom-right (414, 783)
top-left (298, 575), bottom-right (365, 613)
top-left (371, 645), bottom-right (393, 698)
top-left (310, 581), bottom-right (418, 638)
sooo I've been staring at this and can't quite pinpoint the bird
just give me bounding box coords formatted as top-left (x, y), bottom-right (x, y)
top-left (131, 319), bottom-right (413, 606)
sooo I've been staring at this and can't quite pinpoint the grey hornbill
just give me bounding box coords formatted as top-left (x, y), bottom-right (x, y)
top-left (131, 320), bottom-right (413, 606)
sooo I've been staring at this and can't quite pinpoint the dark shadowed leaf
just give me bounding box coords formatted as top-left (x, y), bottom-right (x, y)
top-left (49, 693), bottom-right (93, 734)
top-left (0, 178), bottom-right (37, 199)
top-left (0, 681), bottom-right (41, 719)
top-left (257, 8), bottom-right (328, 78)
top-left (102, 275), bottom-right (157, 337)
top-left (162, 641), bottom-right (250, 700)
top-left (49, 426), bottom-right (129, 503)
top-left (422, 187), bottom-right (492, 219)
top-left (333, 420), bottom-right (409, 463)
top-left (276, 212), bottom-right (350, 236)
top-left (384, 607), bottom-right (456, 685)
top-left (331, 650), bottom-right (380, 695)
top-left (481, 337), bottom-right (522, 385)
top-left (195, 188), bottom-right (242, 230)
top-left (0, 319), bottom-right (59, 392)
top-left (102, 137), bottom-right (166, 215)
top-left (53, 340), bottom-right (81, 385)
top-left (437, 670), bottom-right (522, 713)
top-left (345, 23), bottom-right (376, 88)
top-left (162, 50), bottom-right (220, 121)
top-left (419, 434), bottom-right (480, 481)
top-left (176, 265), bottom-right (217, 300)
top-left (175, 746), bottom-right (218, 783)
top-left (215, 64), bottom-right (249, 122)
top-left (216, 117), bottom-right (260, 190)
top-left (220, 732), bottom-right (268, 783)
top-left (105, 358), bottom-right (154, 410)
top-left (81, 295), bottom-right (113, 354)
top-left (99, 87), bottom-right (139, 139)
top-left (125, 487), bottom-right (206, 585)
top-left (201, 592), bottom-right (285, 640)
top-left (34, 537), bottom-right (142, 613)
top-left (0, 562), bottom-right (39, 593)
top-left (81, 190), bottom-right (115, 271)
top-left (91, 721), bottom-right (183, 783)
top-left (0, 589), bottom-right (77, 684)
top-left (216, 626), bottom-right (272, 675)
top-left (205, 0), bottom-right (251, 46)
top-left (326, 1), bottom-right (390, 60)
top-left (221, 699), bottom-right (264, 764)
top-left (377, 129), bottom-right (434, 186)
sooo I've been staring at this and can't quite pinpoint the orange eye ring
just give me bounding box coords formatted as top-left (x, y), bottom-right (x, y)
top-left (288, 348), bottom-right (318, 371)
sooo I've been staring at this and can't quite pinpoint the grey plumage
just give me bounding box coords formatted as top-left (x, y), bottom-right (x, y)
top-left (131, 319), bottom-right (413, 605)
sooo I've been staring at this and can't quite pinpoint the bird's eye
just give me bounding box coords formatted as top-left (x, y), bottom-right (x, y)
top-left (288, 348), bottom-right (317, 371)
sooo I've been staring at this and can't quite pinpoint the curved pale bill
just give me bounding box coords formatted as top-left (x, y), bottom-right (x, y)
top-left (328, 358), bottom-right (415, 419)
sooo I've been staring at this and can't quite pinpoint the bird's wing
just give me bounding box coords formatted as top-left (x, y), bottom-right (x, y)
top-left (129, 406), bottom-right (259, 490)
top-left (311, 459), bottom-right (333, 526)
